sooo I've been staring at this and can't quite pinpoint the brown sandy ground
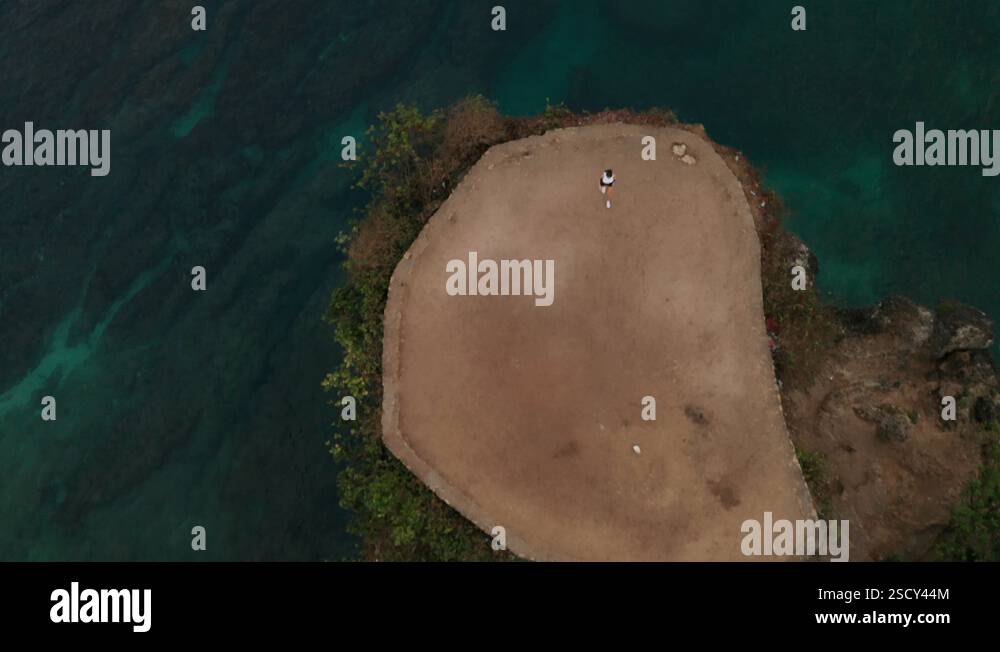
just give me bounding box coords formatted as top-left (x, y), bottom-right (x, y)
top-left (382, 123), bottom-right (815, 561)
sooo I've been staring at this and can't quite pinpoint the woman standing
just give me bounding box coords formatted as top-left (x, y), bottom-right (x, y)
top-left (599, 168), bottom-right (615, 209)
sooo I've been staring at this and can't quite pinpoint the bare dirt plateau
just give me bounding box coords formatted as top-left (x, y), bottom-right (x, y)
top-left (382, 124), bottom-right (815, 561)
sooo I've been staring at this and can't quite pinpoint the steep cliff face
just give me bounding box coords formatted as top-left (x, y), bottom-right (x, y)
top-left (781, 285), bottom-right (998, 560)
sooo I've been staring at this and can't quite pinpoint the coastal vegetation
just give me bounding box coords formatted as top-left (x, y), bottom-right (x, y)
top-left (936, 428), bottom-right (999, 561)
top-left (756, 202), bottom-right (838, 390)
top-left (794, 445), bottom-right (834, 521)
top-left (323, 98), bottom-right (509, 561)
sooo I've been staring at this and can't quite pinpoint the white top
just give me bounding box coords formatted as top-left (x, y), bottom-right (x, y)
top-left (601, 172), bottom-right (615, 185)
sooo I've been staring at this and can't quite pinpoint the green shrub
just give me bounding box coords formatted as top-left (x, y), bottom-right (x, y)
top-left (542, 99), bottom-right (573, 129)
top-left (324, 101), bottom-right (515, 561)
top-left (795, 445), bottom-right (834, 520)
top-left (935, 436), bottom-right (1000, 561)
top-left (760, 230), bottom-right (838, 390)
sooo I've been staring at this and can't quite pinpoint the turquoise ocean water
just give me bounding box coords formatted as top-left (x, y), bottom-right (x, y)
top-left (0, 1), bottom-right (997, 559)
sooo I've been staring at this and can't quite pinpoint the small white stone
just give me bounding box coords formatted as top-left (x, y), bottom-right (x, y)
top-left (671, 143), bottom-right (687, 157)
top-left (681, 154), bottom-right (696, 165)
top-left (632, 444), bottom-right (641, 454)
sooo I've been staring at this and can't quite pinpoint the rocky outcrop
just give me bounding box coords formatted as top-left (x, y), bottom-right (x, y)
top-left (787, 232), bottom-right (820, 282)
top-left (936, 349), bottom-right (1000, 426)
top-left (854, 404), bottom-right (913, 442)
top-left (931, 300), bottom-right (995, 358)
top-left (778, 240), bottom-right (998, 560)
top-left (837, 295), bottom-right (934, 342)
